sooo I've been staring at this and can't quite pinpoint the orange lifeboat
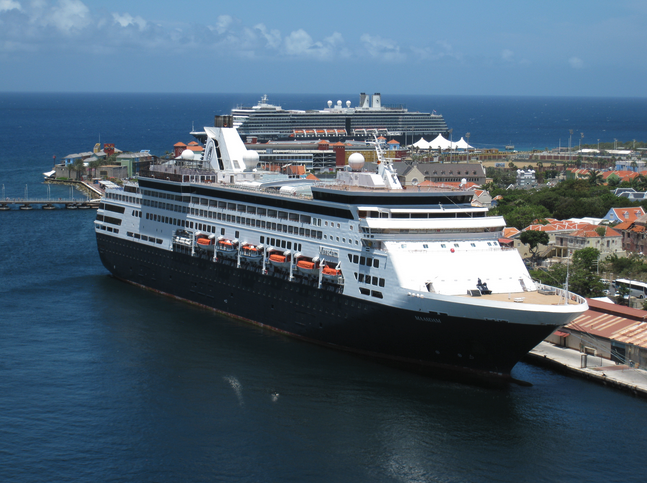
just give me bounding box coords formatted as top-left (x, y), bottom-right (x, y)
top-left (240, 243), bottom-right (263, 263)
top-left (216, 238), bottom-right (238, 258)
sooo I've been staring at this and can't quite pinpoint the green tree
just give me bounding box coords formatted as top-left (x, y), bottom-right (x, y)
top-left (607, 173), bottom-right (621, 187)
top-left (519, 230), bottom-right (550, 262)
top-left (72, 158), bottom-right (86, 180)
top-left (503, 204), bottom-right (551, 230)
top-left (572, 247), bottom-right (600, 273)
top-left (587, 170), bottom-right (602, 186)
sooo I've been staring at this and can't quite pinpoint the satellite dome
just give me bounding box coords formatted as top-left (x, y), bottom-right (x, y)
top-left (327, 100), bottom-right (333, 108)
top-left (348, 152), bottom-right (365, 171)
top-left (242, 150), bottom-right (260, 170)
top-left (346, 100), bottom-right (351, 108)
top-left (337, 100), bottom-right (342, 107)
top-left (461, 178), bottom-right (467, 185)
top-left (181, 149), bottom-right (195, 160)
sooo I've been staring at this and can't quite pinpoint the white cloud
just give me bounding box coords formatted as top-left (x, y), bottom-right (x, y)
top-left (569, 56), bottom-right (584, 68)
top-left (112, 12), bottom-right (146, 31)
top-left (411, 40), bottom-right (461, 62)
top-left (46, 0), bottom-right (90, 32)
top-left (213, 15), bottom-right (233, 35)
top-left (254, 22), bottom-right (281, 49)
top-left (501, 49), bottom-right (514, 61)
top-left (283, 28), bottom-right (342, 59)
top-left (360, 34), bottom-right (404, 61)
top-left (0, 0), bottom-right (22, 12)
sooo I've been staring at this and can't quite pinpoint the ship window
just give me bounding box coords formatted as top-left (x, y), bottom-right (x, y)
top-left (237, 204), bottom-right (246, 212)
top-left (471, 243), bottom-right (476, 247)
top-left (288, 226), bottom-right (294, 234)
top-left (358, 274), bottom-right (364, 282)
top-left (353, 255), bottom-right (359, 263)
top-left (278, 211), bottom-right (288, 220)
top-left (372, 277), bottom-right (378, 286)
top-left (359, 288), bottom-right (370, 295)
top-left (201, 199), bottom-right (208, 206)
top-left (218, 201), bottom-right (226, 209)
top-left (236, 216), bottom-right (241, 224)
top-left (209, 200), bottom-right (217, 207)
top-left (289, 213), bottom-right (299, 222)
top-left (257, 208), bottom-right (266, 216)
top-left (271, 223), bottom-right (277, 230)
top-left (227, 203), bottom-right (236, 211)
top-left (379, 278), bottom-right (385, 287)
top-left (287, 242), bottom-right (292, 249)
top-left (260, 236), bottom-right (265, 243)
top-left (360, 256), bottom-right (366, 265)
top-left (142, 235), bottom-right (148, 241)
top-left (371, 291), bottom-right (383, 299)
top-left (354, 272), bottom-right (358, 280)
top-left (348, 254), bottom-right (353, 262)
top-left (235, 231), bottom-right (239, 238)
top-left (342, 238), bottom-right (346, 243)
top-left (373, 259), bottom-right (379, 268)
top-left (268, 209), bottom-right (277, 218)
top-left (366, 257), bottom-right (372, 266)
top-left (454, 243), bottom-right (459, 248)
top-left (281, 240), bottom-right (286, 248)
top-left (221, 228), bottom-right (225, 235)
top-left (365, 276), bottom-right (372, 284)
top-left (300, 215), bottom-right (311, 224)
top-left (192, 197), bottom-right (199, 204)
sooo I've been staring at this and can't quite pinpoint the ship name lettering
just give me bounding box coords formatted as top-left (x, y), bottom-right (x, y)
top-left (415, 315), bottom-right (441, 323)
top-left (319, 246), bottom-right (339, 258)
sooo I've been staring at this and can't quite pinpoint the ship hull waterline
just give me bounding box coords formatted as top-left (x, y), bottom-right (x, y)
top-left (97, 233), bottom-right (560, 385)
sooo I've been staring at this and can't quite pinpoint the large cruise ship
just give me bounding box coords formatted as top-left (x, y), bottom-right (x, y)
top-left (95, 126), bottom-right (587, 384)
top-left (229, 93), bottom-right (450, 145)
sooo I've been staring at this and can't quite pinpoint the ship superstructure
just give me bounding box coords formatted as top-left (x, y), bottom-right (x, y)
top-left (95, 126), bottom-right (587, 383)
top-left (229, 93), bottom-right (450, 145)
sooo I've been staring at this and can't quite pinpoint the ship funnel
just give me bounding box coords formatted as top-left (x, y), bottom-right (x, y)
top-left (360, 93), bottom-right (369, 109)
top-left (372, 93), bottom-right (381, 109)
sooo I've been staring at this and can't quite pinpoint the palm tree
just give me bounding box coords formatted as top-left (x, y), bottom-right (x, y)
top-left (588, 170), bottom-right (602, 186)
top-left (73, 158), bottom-right (86, 180)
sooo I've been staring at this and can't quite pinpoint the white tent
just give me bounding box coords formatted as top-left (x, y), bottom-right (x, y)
top-left (412, 137), bottom-right (431, 149)
top-left (429, 134), bottom-right (453, 150)
top-left (454, 137), bottom-right (473, 150)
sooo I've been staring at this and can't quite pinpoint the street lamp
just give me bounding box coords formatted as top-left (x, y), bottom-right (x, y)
top-left (449, 128), bottom-right (453, 163)
top-left (466, 132), bottom-right (471, 162)
top-left (569, 129), bottom-right (573, 165)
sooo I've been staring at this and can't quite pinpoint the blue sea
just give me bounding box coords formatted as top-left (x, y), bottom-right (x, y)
top-left (2, 92), bottom-right (647, 483)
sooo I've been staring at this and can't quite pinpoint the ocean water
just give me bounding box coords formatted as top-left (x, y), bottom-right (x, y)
top-left (2, 92), bottom-right (647, 483)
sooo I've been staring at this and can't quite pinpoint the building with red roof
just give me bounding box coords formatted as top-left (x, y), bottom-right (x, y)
top-left (604, 206), bottom-right (645, 224)
top-left (546, 298), bottom-right (647, 367)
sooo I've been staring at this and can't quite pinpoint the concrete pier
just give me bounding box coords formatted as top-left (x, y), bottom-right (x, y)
top-left (527, 341), bottom-right (647, 398)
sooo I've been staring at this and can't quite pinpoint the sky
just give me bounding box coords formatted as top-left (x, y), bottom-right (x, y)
top-left (1, 0), bottom-right (646, 97)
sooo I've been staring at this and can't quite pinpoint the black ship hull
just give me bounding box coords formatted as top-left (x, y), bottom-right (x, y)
top-left (97, 233), bottom-right (558, 383)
